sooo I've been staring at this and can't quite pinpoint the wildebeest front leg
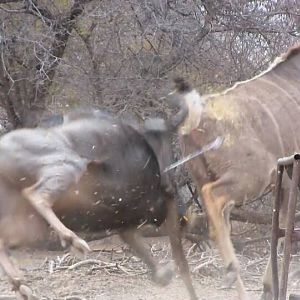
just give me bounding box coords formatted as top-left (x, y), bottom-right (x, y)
top-left (119, 228), bottom-right (173, 286)
top-left (22, 185), bottom-right (90, 256)
top-left (201, 182), bottom-right (248, 300)
top-left (165, 198), bottom-right (198, 300)
top-left (0, 240), bottom-right (37, 300)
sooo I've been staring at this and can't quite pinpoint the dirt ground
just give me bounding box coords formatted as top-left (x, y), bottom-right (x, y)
top-left (0, 235), bottom-right (300, 300)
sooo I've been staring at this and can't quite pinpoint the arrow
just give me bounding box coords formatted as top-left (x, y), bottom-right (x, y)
top-left (163, 136), bottom-right (224, 173)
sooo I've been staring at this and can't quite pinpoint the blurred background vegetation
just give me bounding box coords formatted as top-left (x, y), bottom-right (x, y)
top-left (0, 0), bottom-right (299, 130)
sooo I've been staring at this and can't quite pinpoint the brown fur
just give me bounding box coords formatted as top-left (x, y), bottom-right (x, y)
top-left (172, 43), bottom-right (300, 300)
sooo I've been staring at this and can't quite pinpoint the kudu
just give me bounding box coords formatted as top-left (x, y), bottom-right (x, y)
top-left (169, 43), bottom-right (300, 300)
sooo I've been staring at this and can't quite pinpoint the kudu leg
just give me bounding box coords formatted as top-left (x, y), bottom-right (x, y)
top-left (165, 197), bottom-right (198, 300)
top-left (0, 240), bottom-right (37, 300)
top-left (22, 185), bottom-right (90, 257)
top-left (261, 254), bottom-right (273, 300)
top-left (119, 228), bottom-right (173, 286)
top-left (201, 182), bottom-right (248, 300)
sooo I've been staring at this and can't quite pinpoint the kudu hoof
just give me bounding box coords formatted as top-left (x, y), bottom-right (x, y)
top-left (259, 283), bottom-right (273, 300)
top-left (259, 290), bottom-right (273, 300)
top-left (152, 264), bottom-right (174, 286)
top-left (220, 268), bottom-right (237, 289)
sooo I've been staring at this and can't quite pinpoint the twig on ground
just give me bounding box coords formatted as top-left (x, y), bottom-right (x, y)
top-left (245, 257), bottom-right (266, 269)
top-left (68, 259), bottom-right (110, 270)
top-left (192, 258), bottom-right (216, 273)
top-left (0, 296), bottom-right (16, 300)
top-left (187, 243), bottom-right (197, 258)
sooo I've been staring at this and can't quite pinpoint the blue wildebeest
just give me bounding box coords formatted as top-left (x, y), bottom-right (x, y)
top-left (168, 43), bottom-right (300, 300)
top-left (0, 109), bottom-right (197, 299)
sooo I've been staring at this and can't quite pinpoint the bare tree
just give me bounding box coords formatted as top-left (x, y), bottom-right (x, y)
top-left (0, 0), bottom-right (93, 127)
top-left (0, 0), bottom-right (299, 129)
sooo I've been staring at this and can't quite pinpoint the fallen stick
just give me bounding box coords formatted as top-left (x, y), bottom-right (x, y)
top-left (68, 259), bottom-right (110, 270)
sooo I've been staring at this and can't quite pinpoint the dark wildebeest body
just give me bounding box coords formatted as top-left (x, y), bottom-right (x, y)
top-left (170, 44), bottom-right (300, 300)
top-left (0, 112), bottom-right (197, 299)
top-left (0, 119), bottom-right (164, 231)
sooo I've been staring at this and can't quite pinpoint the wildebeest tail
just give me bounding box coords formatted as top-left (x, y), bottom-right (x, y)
top-left (173, 77), bottom-right (192, 93)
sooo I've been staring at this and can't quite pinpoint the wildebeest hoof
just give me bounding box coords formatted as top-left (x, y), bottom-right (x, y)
top-left (15, 284), bottom-right (38, 300)
top-left (152, 265), bottom-right (174, 286)
top-left (60, 231), bottom-right (90, 258)
top-left (70, 237), bottom-right (90, 258)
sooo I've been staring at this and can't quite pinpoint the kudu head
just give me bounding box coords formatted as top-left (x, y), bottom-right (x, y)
top-left (167, 77), bottom-right (204, 135)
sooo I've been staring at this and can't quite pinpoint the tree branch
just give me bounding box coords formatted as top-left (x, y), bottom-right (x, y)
top-left (0, 0), bottom-right (21, 3)
top-left (23, 0), bottom-right (54, 26)
top-left (22, 0), bottom-right (94, 127)
top-left (231, 208), bottom-right (272, 225)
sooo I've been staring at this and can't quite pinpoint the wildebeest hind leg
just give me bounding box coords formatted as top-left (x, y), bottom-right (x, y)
top-left (201, 182), bottom-right (248, 300)
top-left (22, 185), bottom-right (90, 257)
top-left (0, 240), bottom-right (37, 299)
top-left (165, 197), bottom-right (198, 300)
top-left (119, 228), bottom-right (173, 286)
